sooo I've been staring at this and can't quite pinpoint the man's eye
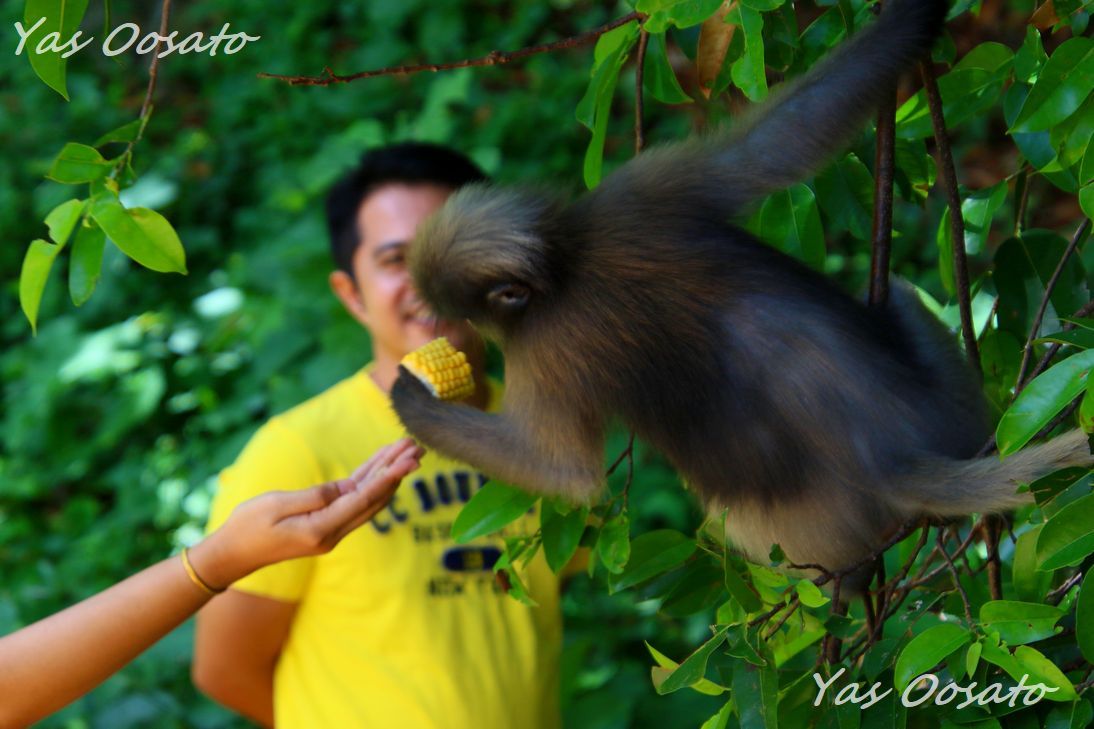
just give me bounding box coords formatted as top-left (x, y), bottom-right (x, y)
top-left (380, 254), bottom-right (406, 267)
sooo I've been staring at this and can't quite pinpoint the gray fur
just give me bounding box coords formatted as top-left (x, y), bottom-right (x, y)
top-left (390, 0), bottom-right (1093, 576)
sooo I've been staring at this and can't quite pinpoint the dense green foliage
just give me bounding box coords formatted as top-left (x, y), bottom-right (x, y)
top-left (3, 0), bottom-right (1093, 727)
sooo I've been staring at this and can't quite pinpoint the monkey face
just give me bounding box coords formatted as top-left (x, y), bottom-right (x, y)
top-left (408, 185), bottom-right (557, 338)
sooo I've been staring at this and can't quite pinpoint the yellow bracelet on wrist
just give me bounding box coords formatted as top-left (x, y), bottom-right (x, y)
top-left (181, 547), bottom-right (225, 596)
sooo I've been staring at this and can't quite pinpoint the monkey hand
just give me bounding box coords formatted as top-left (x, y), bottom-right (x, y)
top-left (391, 364), bottom-right (452, 440)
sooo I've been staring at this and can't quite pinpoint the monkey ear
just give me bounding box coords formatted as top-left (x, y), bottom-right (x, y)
top-left (487, 283), bottom-right (530, 313)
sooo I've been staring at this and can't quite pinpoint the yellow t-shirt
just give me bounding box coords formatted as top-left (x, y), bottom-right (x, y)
top-left (206, 368), bottom-right (562, 729)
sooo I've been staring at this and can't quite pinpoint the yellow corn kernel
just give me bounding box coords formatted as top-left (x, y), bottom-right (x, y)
top-left (401, 337), bottom-right (475, 401)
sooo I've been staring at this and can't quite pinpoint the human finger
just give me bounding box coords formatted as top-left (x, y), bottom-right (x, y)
top-left (324, 455), bottom-right (420, 542)
top-left (345, 439), bottom-right (420, 492)
top-left (268, 482), bottom-right (342, 517)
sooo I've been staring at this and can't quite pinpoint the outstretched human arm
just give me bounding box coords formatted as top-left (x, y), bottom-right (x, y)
top-left (0, 439), bottom-right (422, 729)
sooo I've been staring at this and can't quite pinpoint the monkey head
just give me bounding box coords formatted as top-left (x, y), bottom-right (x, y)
top-left (408, 185), bottom-right (563, 340)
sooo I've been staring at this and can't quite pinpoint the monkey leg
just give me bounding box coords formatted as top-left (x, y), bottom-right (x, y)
top-left (390, 366), bottom-right (605, 502)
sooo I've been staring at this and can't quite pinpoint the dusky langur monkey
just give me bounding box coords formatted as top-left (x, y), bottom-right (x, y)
top-left (390, 0), bottom-right (1093, 579)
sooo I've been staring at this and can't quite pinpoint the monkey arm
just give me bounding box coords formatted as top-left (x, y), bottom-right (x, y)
top-left (390, 367), bottom-right (605, 502)
top-left (596, 0), bottom-right (948, 218)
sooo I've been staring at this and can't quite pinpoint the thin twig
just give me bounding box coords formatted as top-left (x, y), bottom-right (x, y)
top-left (763, 595), bottom-right (801, 640)
top-left (786, 522), bottom-right (918, 589)
top-left (906, 522), bottom-right (981, 589)
top-left (1047, 571), bottom-right (1083, 605)
top-left (1014, 219), bottom-right (1092, 396)
top-left (869, 93), bottom-right (897, 307)
top-left (1014, 167), bottom-right (1031, 234)
top-left (634, 29), bottom-right (649, 155)
top-left (982, 518), bottom-right (1003, 601)
top-left (937, 530), bottom-right (975, 625)
top-left (606, 433), bottom-right (635, 477)
top-left (921, 61), bottom-right (980, 375)
top-left (111, 0), bottom-right (172, 180)
top-left (259, 13), bottom-right (643, 86)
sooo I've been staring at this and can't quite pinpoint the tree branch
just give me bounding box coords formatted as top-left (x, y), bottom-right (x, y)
top-left (259, 13), bottom-right (643, 86)
top-left (868, 95), bottom-right (897, 307)
top-left (634, 29), bottom-right (650, 155)
top-left (921, 61), bottom-right (980, 375)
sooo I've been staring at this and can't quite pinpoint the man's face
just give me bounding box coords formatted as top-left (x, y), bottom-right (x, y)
top-left (336, 182), bottom-right (480, 365)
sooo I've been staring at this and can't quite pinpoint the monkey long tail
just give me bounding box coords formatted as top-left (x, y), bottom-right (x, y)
top-left (895, 430), bottom-right (1093, 517)
top-left (711, 0), bottom-right (950, 211)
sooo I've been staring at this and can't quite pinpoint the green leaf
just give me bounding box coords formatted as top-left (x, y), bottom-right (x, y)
top-left (644, 32), bottom-right (692, 105)
top-left (640, 0), bottom-right (725, 32)
top-left (47, 143), bottom-right (112, 184)
top-left (894, 623), bottom-right (972, 692)
top-left (19, 239), bottom-right (62, 334)
top-left (863, 638), bottom-right (902, 681)
top-left (576, 22), bottom-right (639, 188)
top-left (22, 0), bottom-right (91, 99)
top-left (1045, 700), bottom-right (1094, 729)
top-left (450, 480), bottom-right (537, 543)
top-left (492, 549), bottom-right (538, 607)
top-left (729, 5), bottom-right (766, 102)
top-left (45, 199), bottom-right (85, 245)
top-left (794, 579), bottom-right (829, 608)
top-left (596, 511), bottom-right (630, 574)
top-left (814, 153), bottom-right (874, 239)
top-left (1012, 645), bottom-right (1077, 701)
top-left (608, 529), bottom-right (695, 593)
top-left (89, 196), bottom-right (187, 274)
top-left (994, 230), bottom-right (1088, 344)
top-left (1083, 378), bottom-right (1094, 433)
top-left (1078, 571), bottom-right (1094, 664)
top-left (1036, 329), bottom-right (1094, 350)
top-left (1081, 184), bottom-right (1094, 221)
top-left (960, 182), bottom-right (1008, 256)
top-left (1013, 526), bottom-right (1052, 602)
top-left (978, 634), bottom-right (1024, 680)
top-left (656, 628), bottom-right (729, 694)
top-left (540, 500), bottom-right (587, 574)
top-left (724, 555), bottom-right (762, 613)
top-left (1014, 25), bottom-right (1048, 84)
top-left (1011, 37), bottom-right (1094, 133)
top-left (731, 659), bottom-right (779, 729)
top-left (700, 700), bottom-right (734, 729)
top-left (757, 184), bottom-right (825, 270)
top-left (1049, 96), bottom-right (1093, 170)
top-left (997, 351), bottom-right (1094, 455)
top-left (979, 601), bottom-right (1065, 645)
top-left (661, 557), bottom-right (724, 617)
top-left (896, 43), bottom-right (1013, 140)
top-left (68, 222), bottom-right (106, 306)
top-left (1037, 492), bottom-right (1094, 570)
top-left (94, 118), bottom-right (143, 147)
top-left (965, 641), bottom-right (983, 677)
top-left (647, 640), bottom-right (728, 696)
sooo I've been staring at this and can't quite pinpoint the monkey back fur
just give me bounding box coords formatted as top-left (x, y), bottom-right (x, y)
top-left (391, 0), bottom-right (1093, 577)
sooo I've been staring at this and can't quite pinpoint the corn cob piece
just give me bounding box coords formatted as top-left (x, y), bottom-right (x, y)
top-left (401, 337), bottom-right (475, 401)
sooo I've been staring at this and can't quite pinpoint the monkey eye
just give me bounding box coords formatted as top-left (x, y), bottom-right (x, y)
top-left (487, 283), bottom-right (530, 312)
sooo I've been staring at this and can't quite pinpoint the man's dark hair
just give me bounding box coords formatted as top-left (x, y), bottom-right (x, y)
top-left (325, 142), bottom-right (488, 275)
